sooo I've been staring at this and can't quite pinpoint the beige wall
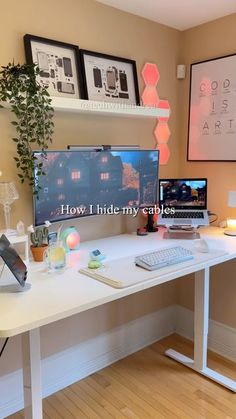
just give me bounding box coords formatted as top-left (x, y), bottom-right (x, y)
top-left (177, 13), bottom-right (236, 328)
top-left (0, 0), bottom-right (180, 235)
top-left (0, 0), bottom-right (180, 376)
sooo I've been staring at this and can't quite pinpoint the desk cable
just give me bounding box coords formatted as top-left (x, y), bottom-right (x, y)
top-left (0, 337), bottom-right (9, 358)
top-left (208, 211), bottom-right (218, 224)
top-left (0, 262), bottom-right (9, 358)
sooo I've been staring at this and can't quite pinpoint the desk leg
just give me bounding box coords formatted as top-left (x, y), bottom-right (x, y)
top-left (22, 328), bottom-right (43, 419)
top-left (194, 268), bottom-right (209, 370)
top-left (165, 268), bottom-right (236, 392)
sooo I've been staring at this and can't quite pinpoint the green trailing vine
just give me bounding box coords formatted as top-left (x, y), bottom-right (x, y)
top-left (0, 62), bottom-right (54, 196)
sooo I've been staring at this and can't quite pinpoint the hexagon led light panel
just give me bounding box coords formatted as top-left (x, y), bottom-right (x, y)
top-left (154, 122), bottom-right (171, 144)
top-left (141, 62), bottom-right (171, 165)
top-left (141, 86), bottom-right (159, 107)
top-left (157, 144), bottom-right (170, 165)
top-left (158, 100), bottom-right (170, 122)
top-left (141, 63), bottom-right (160, 86)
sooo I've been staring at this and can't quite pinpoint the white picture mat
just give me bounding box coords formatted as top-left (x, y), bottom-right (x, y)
top-left (188, 55), bottom-right (236, 161)
top-left (83, 54), bottom-right (137, 104)
top-left (31, 40), bottom-right (80, 98)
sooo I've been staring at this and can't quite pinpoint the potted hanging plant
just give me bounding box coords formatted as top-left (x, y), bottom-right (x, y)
top-left (0, 62), bottom-right (54, 196)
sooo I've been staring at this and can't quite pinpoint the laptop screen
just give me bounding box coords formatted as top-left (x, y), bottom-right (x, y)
top-left (159, 178), bottom-right (207, 210)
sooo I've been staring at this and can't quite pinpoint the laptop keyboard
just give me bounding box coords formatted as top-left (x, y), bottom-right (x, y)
top-left (162, 211), bottom-right (204, 219)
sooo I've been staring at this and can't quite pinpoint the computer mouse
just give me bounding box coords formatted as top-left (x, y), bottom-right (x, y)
top-left (194, 239), bottom-right (209, 253)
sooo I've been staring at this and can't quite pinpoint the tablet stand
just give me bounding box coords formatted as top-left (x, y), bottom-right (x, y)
top-left (0, 232), bottom-right (29, 262)
top-left (0, 282), bottom-right (31, 293)
top-left (0, 261), bottom-right (31, 293)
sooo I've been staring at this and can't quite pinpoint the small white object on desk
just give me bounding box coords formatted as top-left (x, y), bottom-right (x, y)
top-left (226, 219), bottom-right (236, 236)
top-left (16, 220), bottom-right (25, 235)
top-left (225, 191), bottom-right (236, 236)
top-left (194, 239), bottom-right (209, 253)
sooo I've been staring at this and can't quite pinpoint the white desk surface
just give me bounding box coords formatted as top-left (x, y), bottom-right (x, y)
top-left (0, 227), bottom-right (236, 338)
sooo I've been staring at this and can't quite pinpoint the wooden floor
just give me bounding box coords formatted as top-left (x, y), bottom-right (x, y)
top-left (9, 334), bottom-right (236, 419)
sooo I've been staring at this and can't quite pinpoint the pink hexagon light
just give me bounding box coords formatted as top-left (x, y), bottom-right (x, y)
top-left (141, 62), bottom-right (171, 165)
top-left (142, 86), bottom-right (159, 107)
top-left (158, 100), bottom-right (170, 122)
top-left (154, 122), bottom-right (171, 144)
top-left (141, 63), bottom-right (160, 86)
top-left (157, 144), bottom-right (170, 165)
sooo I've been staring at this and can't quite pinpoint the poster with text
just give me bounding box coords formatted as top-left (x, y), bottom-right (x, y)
top-left (188, 54), bottom-right (236, 161)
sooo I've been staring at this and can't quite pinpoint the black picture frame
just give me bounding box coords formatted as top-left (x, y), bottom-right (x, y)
top-left (24, 34), bottom-right (84, 99)
top-left (80, 49), bottom-right (140, 105)
top-left (187, 53), bottom-right (236, 162)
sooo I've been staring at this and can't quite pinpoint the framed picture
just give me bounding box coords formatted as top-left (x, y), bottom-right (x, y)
top-left (188, 53), bottom-right (236, 161)
top-left (24, 34), bottom-right (83, 99)
top-left (80, 49), bottom-right (140, 105)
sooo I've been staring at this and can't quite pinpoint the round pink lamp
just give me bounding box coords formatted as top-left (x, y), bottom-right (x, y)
top-left (60, 227), bottom-right (80, 252)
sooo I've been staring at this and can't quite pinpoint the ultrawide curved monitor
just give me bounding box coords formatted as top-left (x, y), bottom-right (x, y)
top-left (33, 149), bottom-right (159, 226)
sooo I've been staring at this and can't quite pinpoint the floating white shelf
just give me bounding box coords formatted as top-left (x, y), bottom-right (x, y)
top-left (1, 97), bottom-right (170, 119)
top-left (50, 97), bottom-right (170, 119)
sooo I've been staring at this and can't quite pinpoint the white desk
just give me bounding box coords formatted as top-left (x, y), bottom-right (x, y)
top-left (1, 227), bottom-right (236, 418)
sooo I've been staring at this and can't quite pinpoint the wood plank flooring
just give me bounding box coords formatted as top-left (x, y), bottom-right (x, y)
top-left (8, 334), bottom-right (236, 418)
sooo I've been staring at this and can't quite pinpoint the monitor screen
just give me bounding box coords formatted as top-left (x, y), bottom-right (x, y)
top-left (33, 149), bottom-right (159, 225)
top-left (159, 178), bottom-right (207, 209)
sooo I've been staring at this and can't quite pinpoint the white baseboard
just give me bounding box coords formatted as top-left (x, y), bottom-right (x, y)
top-left (0, 305), bottom-right (175, 418)
top-left (175, 305), bottom-right (236, 362)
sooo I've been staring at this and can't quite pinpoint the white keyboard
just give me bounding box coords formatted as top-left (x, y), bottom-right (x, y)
top-left (135, 246), bottom-right (194, 271)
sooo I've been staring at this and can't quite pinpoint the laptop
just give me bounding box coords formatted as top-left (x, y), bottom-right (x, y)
top-left (158, 178), bottom-right (209, 227)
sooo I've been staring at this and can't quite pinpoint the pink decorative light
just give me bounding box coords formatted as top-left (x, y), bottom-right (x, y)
top-left (141, 86), bottom-right (159, 107)
top-left (66, 232), bottom-right (80, 249)
top-left (154, 122), bottom-right (171, 144)
top-left (157, 144), bottom-right (170, 165)
top-left (141, 63), bottom-right (160, 86)
top-left (141, 62), bottom-right (171, 165)
top-left (60, 227), bottom-right (80, 252)
top-left (158, 100), bottom-right (170, 122)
